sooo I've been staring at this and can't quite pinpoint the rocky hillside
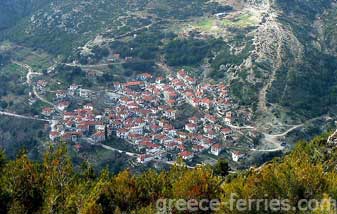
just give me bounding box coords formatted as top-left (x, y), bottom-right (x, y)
top-left (0, 0), bottom-right (50, 30)
top-left (226, 0), bottom-right (337, 125)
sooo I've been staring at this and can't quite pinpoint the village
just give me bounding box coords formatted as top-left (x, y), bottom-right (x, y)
top-left (37, 68), bottom-right (255, 167)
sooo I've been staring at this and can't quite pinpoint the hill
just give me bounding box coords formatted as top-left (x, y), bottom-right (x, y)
top-left (0, 0), bottom-right (336, 174)
top-left (1, 0), bottom-right (336, 121)
top-left (0, 0), bottom-right (50, 31)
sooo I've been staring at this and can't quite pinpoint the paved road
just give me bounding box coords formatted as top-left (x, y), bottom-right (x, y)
top-left (84, 137), bottom-right (138, 157)
top-left (0, 111), bottom-right (50, 122)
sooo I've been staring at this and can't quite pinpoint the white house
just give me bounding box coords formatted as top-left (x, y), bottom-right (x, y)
top-left (49, 131), bottom-right (60, 141)
top-left (137, 154), bottom-right (154, 163)
top-left (185, 123), bottom-right (197, 133)
top-left (211, 143), bottom-right (224, 156)
top-left (180, 151), bottom-right (194, 160)
top-left (232, 151), bottom-right (245, 162)
top-left (92, 131), bottom-right (106, 143)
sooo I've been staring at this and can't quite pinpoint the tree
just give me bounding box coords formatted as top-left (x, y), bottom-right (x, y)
top-left (213, 158), bottom-right (230, 177)
top-left (41, 145), bottom-right (75, 213)
top-left (3, 154), bottom-right (43, 213)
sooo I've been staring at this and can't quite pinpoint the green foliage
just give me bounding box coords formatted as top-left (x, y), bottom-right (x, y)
top-left (265, 0), bottom-right (337, 117)
top-left (0, 134), bottom-right (337, 213)
top-left (275, 0), bottom-right (331, 20)
top-left (213, 158), bottom-right (230, 177)
top-left (164, 38), bottom-right (210, 66)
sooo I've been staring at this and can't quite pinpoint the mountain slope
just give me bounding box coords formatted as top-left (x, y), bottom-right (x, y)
top-left (0, 0), bottom-right (336, 126)
top-left (0, 0), bottom-right (50, 31)
top-left (224, 0), bottom-right (337, 125)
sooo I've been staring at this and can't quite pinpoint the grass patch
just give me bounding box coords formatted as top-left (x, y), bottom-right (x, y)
top-left (222, 13), bottom-right (259, 28)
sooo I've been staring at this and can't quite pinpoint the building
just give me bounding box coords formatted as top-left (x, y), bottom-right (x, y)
top-left (211, 143), bottom-right (224, 156)
top-left (79, 89), bottom-right (92, 98)
top-left (180, 151), bottom-right (194, 160)
top-left (56, 90), bottom-right (66, 99)
top-left (92, 131), bottom-right (106, 143)
top-left (49, 131), bottom-right (60, 141)
top-left (185, 123), bottom-right (197, 133)
top-left (232, 151), bottom-right (245, 162)
top-left (57, 101), bottom-right (70, 111)
top-left (137, 154), bottom-right (154, 163)
top-left (42, 107), bottom-right (55, 116)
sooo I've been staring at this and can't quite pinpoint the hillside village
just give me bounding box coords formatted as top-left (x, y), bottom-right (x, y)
top-left (36, 68), bottom-right (257, 166)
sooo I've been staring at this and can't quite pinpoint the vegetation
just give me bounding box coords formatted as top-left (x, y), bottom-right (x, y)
top-left (164, 39), bottom-right (210, 66)
top-left (0, 134), bottom-right (337, 213)
top-left (267, 0), bottom-right (337, 117)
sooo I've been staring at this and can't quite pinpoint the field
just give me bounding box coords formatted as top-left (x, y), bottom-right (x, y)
top-left (186, 10), bottom-right (262, 37)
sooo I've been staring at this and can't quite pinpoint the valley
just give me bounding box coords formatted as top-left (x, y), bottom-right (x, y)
top-left (0, 0), bottom-right (336, 171)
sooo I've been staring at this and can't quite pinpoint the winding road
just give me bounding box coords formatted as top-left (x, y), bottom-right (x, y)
top-left (0, 62), bottom-right (57, 123)
top-left (251, 116), bottom-right (332, 152)
top-left (15, 62), bottom-right (59, 109)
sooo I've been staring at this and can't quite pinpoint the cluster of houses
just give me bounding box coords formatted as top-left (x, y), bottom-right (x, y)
top-left (41, 69), bottom-right (246, 164)
top-left (47, 103), bottom-right (106, 144)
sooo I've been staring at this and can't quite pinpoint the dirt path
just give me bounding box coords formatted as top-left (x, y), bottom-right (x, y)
top-left (257, 13), bottom-right (284, 113)
top-left (253, 116), bottom-right (331, 152)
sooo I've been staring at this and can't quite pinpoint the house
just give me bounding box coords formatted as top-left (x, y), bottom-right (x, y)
top-left (205, 114), bottom-right (216, 124)
top-left (76, 123), bottom-right (90, 133)
top-left (49, 131), bottom-right (60, 141)
top-left (328, 130), bottom-right (337, 144)
top-left (199, 136), bottom-right (213, 149)
top-left (185, 123), bottom-right (197, 133)
top-left (84, 103), bottom-right (94, 111)
top-left (225, 111), bottom-right (232, 124)
top-left (180, 151), bottom-right (194, 160)
top-left (177, 69), bottom-right (187, 80)
top-left (63, 112), bottom-right (76, 120)
top-left (149, 124), bottom-right (161, 133)
top-left (57, 101), bottom-right (70, 111)
top-left (137, 73), bottom-right (153, 81)
top-left (65, 120), bottom-right (74, 129)
top-left (92, 131), bottom-right (106, 143)
top-left (192, 145), bottom-right (205, 152)
top-left (113, 82), bottom-right (123, 90)
top-left (137, 154), bottom-right (154, 163)
top-left (37, 80), bottom-right (48, 89)
top-left (164, 109), bottom-right (176, 120)
top-left (79, 89), bottom-right (92, 98)
top-left (124, 81), bottom-right (145, 89)
top-left (188, 116), bottom-right (198, 124)
top-left (185, 76), bottom-right (196, 85)
top-left (69, 84), bottom-right (79, 91)
top-left (42, 107), bottom-right (55, 116)
top-left (221, 128), bottom-right (232, 139)
top-left (62, 132), bottom-right (82, 143)
top-left (211, 143), bottom-right (224, 156)
top-left (116, 128), bottom-right (128, 139)
top-left (156, 77), bottom-right (164, 84)
top-left (139, 141), bottom-right (160, 153)
top-left (55, 90), bottom-right (66, 99)
top-left (199, 98), bottom-right (212, 109)
top-left (165, 142), bottom-right (178, 150)
top-left (190, 98), bottom-right (199, 108)
top-left (205, 130), bottom-right (217, 139)
top-left (232, 151), bottom-right (245, 162)
top-left (129, 125), bottom-right (144, 135)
